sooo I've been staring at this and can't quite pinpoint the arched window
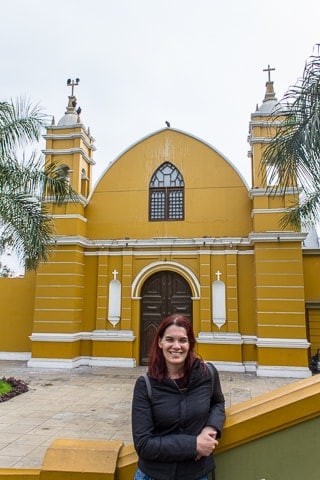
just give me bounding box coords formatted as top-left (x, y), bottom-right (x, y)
top-left (149, 162), bottom-right (184, 221)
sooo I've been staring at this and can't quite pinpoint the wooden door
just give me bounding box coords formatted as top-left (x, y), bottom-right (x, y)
top-left (140, 271), bottom-right (192, 365)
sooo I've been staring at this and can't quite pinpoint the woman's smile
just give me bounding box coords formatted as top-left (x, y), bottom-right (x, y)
top-left (158, 325), bottom-right (190, 370)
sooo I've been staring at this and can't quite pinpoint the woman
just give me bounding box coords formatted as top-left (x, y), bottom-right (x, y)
top-left (132, 314), bottom-right (225, 480)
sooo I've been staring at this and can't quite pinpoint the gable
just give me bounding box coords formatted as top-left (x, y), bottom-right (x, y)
top-left (86, 129), bottom-right (252, 239)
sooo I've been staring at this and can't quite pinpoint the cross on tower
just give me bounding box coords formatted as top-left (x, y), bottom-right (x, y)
top-left (215, 270), bottom-right (222, 281)
top-left (263, 65), bottom-right (275, 83)
top-left (67, 78), bottom-right (80, 96)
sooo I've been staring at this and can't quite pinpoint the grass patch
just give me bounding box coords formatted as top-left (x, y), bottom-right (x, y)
top-left (0, 377), bottom-right (28, 402)
top-left (0, 379), bottom-right (13, 395)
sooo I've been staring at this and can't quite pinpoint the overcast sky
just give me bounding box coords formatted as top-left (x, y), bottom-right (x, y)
top-left (1, 0), bottom-right (319, 187)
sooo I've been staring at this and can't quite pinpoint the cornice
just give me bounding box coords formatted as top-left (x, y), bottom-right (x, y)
top-left (249, 187), bottom-right (299, 198)
top-left (51, 235), bottom-right (253, 250)
top-left (249, 231), bottom-right (307, 242)
top-left (42, 148), bottom-right (96, 165)
top-left (43, 132), bottom-right (96, 151)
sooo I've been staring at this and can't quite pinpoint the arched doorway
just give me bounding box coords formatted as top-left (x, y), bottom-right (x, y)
top-left (140, 270), bottom-right (192, 365)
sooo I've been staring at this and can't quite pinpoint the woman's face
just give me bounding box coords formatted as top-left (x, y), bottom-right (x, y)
top-left (158, 324), bottom-right (190, 370)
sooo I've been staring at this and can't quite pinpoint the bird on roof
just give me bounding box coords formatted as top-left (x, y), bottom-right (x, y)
top-left (165, 121), bottom-right (170, 127)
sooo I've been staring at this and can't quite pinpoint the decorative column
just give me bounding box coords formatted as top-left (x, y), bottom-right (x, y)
top-left (199, 248), bottom-right (211, 332)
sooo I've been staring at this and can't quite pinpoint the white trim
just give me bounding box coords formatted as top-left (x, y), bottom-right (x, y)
top-left (197, 332), bottom-right (243, 344)
top-left (51, 235), bottom-right (254, 251)
top-left (256, 337), bottom-right (310, 349)
top-left (249, 187), bottom-right (300, 198)
top-left (205, 361), bottom-right (311, 378)
top-left (50, 214), bottom-right (88, 222)
top-left (43, 148), bottom-right (95, 165)
top-left (27, 356), bottom-right (136, 369)
top-left (249, 121), bottom-right (282, 127)
top-left (43, 132), bottom-right (96, 151)
top-left (131, 260), bottom-right (201, 299)
top-left (249, 137), bottom-right (276, 144)
top-left (0, 351), bottom-right (31, 361)
top-left (256, 365), bottom-right (311, 378)
top-left (27, 356), bottom-right (89, 369)
top-left (29, 331), bottom-right (135, 343)
top-left (197, 333), bottom-right (310, 350)
top-left (252, 208), bottom-right (291, 215)
top-left (86, 249), bottom-right (254, 257)
top-left (46, 124), bottom-right (95, 142)
top-left (242, 335), bottom-right (258, 344)
top-left (29, 332), bottom-right (89, 342)
top-left (92, 330), bottom-right (135, 342)
top-left (249, 232), bottom-right (307, 243)
top-left (208, 361), bottom-right (246, 373)
top-left (243, 361), bottom-right (258, 373)
top-left (89, 357), bottom-right (136, 367)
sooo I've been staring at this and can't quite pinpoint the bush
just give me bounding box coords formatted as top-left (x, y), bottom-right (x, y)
top-left (0, 377), bottom-right (28, 402)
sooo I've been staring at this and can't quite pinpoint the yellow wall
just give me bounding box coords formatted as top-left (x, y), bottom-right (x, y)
top-left (0, 123), bottom-right (317, 375)
top-left (303, 252), bottom-right (320, 355)
top-left (86, 130), bottom-right (252, 239)
top-left (0, 272), bottom-right (36, 352)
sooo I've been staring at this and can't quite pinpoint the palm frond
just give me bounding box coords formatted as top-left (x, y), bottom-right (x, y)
top-left (262, 44), bottom-right (320, 228)
top-left (0, 192), bottom-right (53, 270)
top-left (279, 191), bottom-right (320, 230)
top-left (0, 95), bottom-right (79, 270)
top-left (0, 152), bottom-right (78, 204)
top-left (0, 97), bottom-right (47, 156)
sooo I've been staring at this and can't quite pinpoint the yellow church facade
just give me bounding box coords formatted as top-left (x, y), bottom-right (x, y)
top-left (1, 77), bottom-right (320, 377)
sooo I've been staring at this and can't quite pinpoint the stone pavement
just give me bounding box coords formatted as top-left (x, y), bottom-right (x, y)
top-left (0, 361), bottom-right (303, 469)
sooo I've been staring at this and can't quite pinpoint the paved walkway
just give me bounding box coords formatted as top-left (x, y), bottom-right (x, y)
top-left (0, 361), bottom-right (303, 469)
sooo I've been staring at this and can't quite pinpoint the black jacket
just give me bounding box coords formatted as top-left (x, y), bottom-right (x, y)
top-left (132, 359), bottom-right (225, 480)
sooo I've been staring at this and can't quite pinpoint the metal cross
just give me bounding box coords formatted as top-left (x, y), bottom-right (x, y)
top-left (67, 78), bottom-right (80, 96)
top-left (215, 270), bottom-right (222, 281)
top-left (112, 269), bottom-right (118, 280)
top-left (263, 65), bottom-right (275, 82)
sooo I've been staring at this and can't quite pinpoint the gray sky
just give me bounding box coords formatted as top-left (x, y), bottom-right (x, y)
top-left (1, 0), bottom-right (320, 186)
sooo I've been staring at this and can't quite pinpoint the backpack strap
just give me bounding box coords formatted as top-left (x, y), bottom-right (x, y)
top-left (206, 361), bottom-right (215, 396)
top-left (143, 373), bottom-right (152, 400)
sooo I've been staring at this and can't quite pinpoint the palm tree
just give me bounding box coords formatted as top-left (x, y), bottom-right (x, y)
top-left (0, 97), bottom-right (77, 271)
top-left (262, 44), bottom-right (320, 229)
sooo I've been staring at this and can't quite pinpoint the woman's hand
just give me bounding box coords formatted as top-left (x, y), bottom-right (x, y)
top-left (195, 427), bottom-right (219, 459)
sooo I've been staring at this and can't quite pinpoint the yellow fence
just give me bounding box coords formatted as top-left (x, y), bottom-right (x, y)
top-left (1, 375), bottom-right (320, 480)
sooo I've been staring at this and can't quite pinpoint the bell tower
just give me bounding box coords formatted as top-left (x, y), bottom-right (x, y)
top-left (247, 67), bottom-right (309, 377)
top-left (43, 78), bottom-right (96, 200)
top-left (248, 65), bottom-right (299, 231)
top-left (29, 79), bottom-right (96, 368)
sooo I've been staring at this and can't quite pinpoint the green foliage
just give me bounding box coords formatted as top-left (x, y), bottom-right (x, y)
top-left (0, 377), bottom-right (28, 402)
top-left (0, 379), bottom-right (12, 395)
top-left (0, 97), bottom-right (78, 270)
top-left (262, 44), bottom-right (320, 229)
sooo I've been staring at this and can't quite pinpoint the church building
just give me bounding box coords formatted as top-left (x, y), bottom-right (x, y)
top-left (1, 72), bottom-right (320, 377)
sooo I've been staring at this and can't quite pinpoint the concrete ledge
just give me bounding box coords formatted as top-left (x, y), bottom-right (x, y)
top-left (218, 373), bottom-right (320, 452)
top-left (117, 444), bottom-right (138, 480)
top-left (40, 439), bottom-right (123, 480)
top-left (0, 470), bottom-right (39, 479)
